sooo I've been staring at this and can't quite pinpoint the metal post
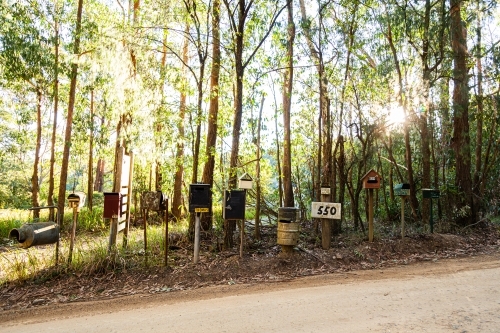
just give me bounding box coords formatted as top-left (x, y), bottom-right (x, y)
top-left (401, 197), bottom-right (405, 239)
top-left (194, 213), bottom-right (200, 264)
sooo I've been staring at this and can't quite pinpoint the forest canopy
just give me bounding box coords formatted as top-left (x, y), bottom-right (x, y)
top-left (0, 0), bottom-right (499, 235)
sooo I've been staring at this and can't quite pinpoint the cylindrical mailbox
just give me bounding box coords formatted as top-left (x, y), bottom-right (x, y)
top-left (277, 222), bottom-right (300, 246)
top-left (277, 207), bottom-right (300, 246)
top-left (9, 222), bottom-right (60, 249)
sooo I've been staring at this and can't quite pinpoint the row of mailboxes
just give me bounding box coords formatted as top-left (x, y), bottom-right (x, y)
top-left (188, 185), bottom-right (247, 220)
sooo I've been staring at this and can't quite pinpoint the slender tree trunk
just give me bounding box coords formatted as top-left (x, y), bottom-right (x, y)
top-left (48, 6), bottom-right (60, 222)
top-left (87, 89), bottom-right (94, 210)
top-left (274, 102), bottom-right (283, 207)
top-left (473, 0), bottom-right (483, 210)
top-left (200, 0), bottom-right (221, 232)
top-left (282, 0), bottom-right (295, 208)
top-left (254, 96), bottom-right (264, 239)
top-left (172, 24), bottom-right (189, 222)
top-left (385, 18), bottom-right (419, 219)
top-left (57, 0), bottom-right (84, 230)
top-left (31, 89), bottom-right (42, 219)
top-left (450, 0), bottom-right (475, 225)
top-left (94, 158), bottom-right (105, 192)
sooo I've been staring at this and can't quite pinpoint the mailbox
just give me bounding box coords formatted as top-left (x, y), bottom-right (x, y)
top-left (68, 192), bottom-right (86, 211)
top-left (394, 183), bottom-right (410, 196)
top-left (103, 192), bottom-right (122, 218)
top-left (422, 189), bottom-right (440, 199)
top-left (238, 173), bottom-right (253, 189)
top-left (189, 184), bottom-right (212, 213)
top-left (362, 169), bottom-right (382, 189)
top-left (223, 190), bottom-right (246, 220)
top-left (141, 191), bottom-right (167, 211)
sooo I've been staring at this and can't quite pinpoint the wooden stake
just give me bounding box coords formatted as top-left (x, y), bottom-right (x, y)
top-left (368, 188), bottom-right (374, 242)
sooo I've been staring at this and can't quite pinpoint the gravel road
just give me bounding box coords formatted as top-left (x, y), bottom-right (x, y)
top-left (2, 254), bottom-right (500, 332)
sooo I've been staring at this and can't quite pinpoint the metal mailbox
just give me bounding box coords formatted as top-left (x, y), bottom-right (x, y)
top-left (141, 191), bottom-right (168, 211)
top-left (394, 183), bottom-right (410, 196)
top-left (189, 184), bottom-right (212, 213)
top-left (223, 190), bottom-right (246, 220)
top-left (422, 188), bottom-right (440, 199)
top-left (9, 222), bottom-right (60, 249)
top-left (362, 169), bottom-right (382, 189)
top-left (103, 192), bottom-right (122, 218)
top-left (68, 192), bottom-right (86, 211)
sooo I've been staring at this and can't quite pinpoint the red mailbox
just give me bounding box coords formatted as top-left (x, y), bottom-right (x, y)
top-left (103, 192), bottom-right (122, 218)
top-left (362, 169), bottom-right (382, 189)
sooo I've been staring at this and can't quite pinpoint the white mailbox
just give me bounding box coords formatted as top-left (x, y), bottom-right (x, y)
top-left (238, 173), bottom-right (253, 189)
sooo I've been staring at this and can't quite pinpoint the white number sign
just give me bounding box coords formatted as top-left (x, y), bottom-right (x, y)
top-left (311, 202), bottom-right (341, 219)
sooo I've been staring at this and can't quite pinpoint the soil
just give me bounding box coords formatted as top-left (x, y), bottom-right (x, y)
top-left (1, 219), bottom-right (499, 319)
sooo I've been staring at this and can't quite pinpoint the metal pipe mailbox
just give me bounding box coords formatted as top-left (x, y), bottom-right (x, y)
top-left (9, 222), bottom-right (60, 249)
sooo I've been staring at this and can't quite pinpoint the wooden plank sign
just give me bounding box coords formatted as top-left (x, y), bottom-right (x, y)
top-left (311, 202), bottom-right (341, 219)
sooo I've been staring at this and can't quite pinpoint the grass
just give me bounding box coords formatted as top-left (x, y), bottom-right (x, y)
top-left (0, 210), bottom-right (189, 285)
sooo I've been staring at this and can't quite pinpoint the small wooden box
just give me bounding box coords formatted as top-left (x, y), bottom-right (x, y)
top-left (362, 169), bottom-right (382, 189)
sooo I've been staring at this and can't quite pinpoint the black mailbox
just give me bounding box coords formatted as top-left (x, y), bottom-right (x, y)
top-left (422, 189), bottom-right (440, 199)
top-left (223, 190), bottom-right (246, 220)
top-left (189, 184), bottom-right (212, 213)
top-left (103, 192), bottom-right (122, 218)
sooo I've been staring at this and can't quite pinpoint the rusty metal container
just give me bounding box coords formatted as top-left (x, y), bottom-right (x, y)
top-left (277, 222), bottom-right (300, 246)
top-left (9, 222), bottom-right (60, 248)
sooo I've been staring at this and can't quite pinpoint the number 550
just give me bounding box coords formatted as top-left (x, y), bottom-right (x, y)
top-left (317, 206), bottom-right (336, 216)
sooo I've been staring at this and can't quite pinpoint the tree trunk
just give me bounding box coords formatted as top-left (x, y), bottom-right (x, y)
top-left (172, 24), bottom-right (189, 222)
top-left (48, 9), bottom-right (60, 222)
top-left (94, 158), bottom-right (105, 192)
top-left (385, 18), bottom-right (419, 219)
top-left (200, 0), bottom-right (221, 233)
top-left (450, 0), bottom-right (475, 226)
top-left (57, 0), bottom-right (84, 231)
top-left (282, 0), bottom-right (295, 208)
top-left (87, 89), bottom-right (94, 210)
top-left (254, 95), bottom-right (264, 240)
top-left (473, 0), bottom-right (483, 210)
top-left (31, 89), bottom-right (42, 219)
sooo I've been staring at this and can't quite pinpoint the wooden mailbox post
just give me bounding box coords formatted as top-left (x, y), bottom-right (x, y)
top-left (394, 183), bottom-right (410, 239)
top-left (362, 169), bottom-right (381, 242)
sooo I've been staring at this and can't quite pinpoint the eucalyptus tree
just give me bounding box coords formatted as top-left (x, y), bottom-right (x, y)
top-left (379, 2), bottom-right (420, 218)
top-left (57, 0), bottom-right (84, 228)
top-left (450, 0), bottom-right (475, 225)
top-left (0, 1), bottom-right (55, 218)
top-left (397, 0), bottom-right (447, 224)
top-left (281, 0), bottom-right (295, 208)
top-left (200, 0), bottom-right (221, 232)
top-left (221, 0), bottom-right (286, 248)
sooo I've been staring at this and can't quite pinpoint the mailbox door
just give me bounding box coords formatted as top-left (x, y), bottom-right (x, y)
top-left (103, 192), bottom-right (121, 218)
top-left (189, 184), bottom-right (212, 212)
top-left (223, 190), bottom-right (246, 220)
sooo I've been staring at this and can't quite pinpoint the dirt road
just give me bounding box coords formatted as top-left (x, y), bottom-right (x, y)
top-left (2, 254), bottom-right (500, 332)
